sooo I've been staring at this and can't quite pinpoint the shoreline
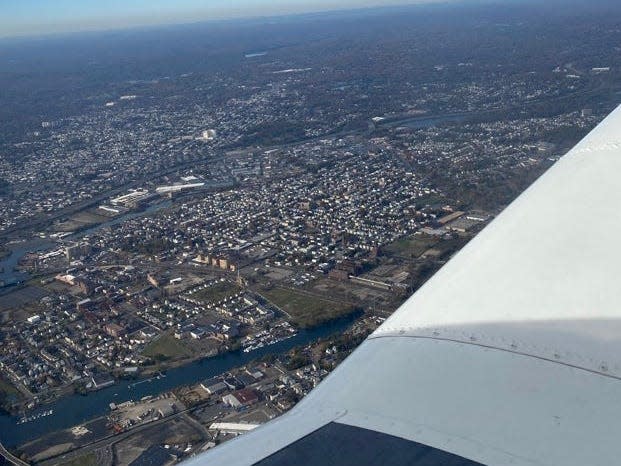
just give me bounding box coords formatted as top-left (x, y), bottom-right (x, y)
top-left (0, 314), bottom-right (359, 448)
top-left (2, 311), bottom-right (359, 415)
top-left (0, 301), bottom-right (361, 415)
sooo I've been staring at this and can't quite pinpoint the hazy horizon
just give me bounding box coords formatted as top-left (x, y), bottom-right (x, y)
top-left (0, 0), bottom-right (462, 39)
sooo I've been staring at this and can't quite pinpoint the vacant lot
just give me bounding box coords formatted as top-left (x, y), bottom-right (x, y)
top-left (191, 281), bottom-right (241, 304)
top-left (54, 210), bottom-right (108, 232)
top-left (262, 287), bottom-right (355, 328)
top-left (384, 234), bottom-right (439, 258)
top-left (56, 452), bottom-right (98, 466)
top-left (19, 416), bottom-right (109, 462)
top-left (0, 377), bottom-right (19, 396)
top-left (0, 376), bottom-right (22, 410)
top-left (114, 416), bottom-right (204, 466)
top-left (142, 334), bottom-right (193, 361)
top-left (0, 285), bottom-right (48, 309)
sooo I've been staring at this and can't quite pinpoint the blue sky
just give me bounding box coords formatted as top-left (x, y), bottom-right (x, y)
top-left (0, 0), bottom-right (452, 38)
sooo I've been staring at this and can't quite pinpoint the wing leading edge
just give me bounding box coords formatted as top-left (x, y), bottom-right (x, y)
top-left (184, 105), bottom-right (621, 466)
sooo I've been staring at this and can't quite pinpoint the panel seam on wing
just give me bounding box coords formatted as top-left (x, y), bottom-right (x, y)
top-left (368, 332), bottom-right (621, 381)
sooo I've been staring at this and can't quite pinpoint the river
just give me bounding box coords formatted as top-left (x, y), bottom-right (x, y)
top-left (380, 113), bottom-right (467, 129)
top-left (0, 241), bottom-right (51, 288)
top-left (0, 200), bottom-right (171, 288)
top-left (69, 200), bottom-right (171, 239)
top-left (0, 314), bottom-right (358, 447)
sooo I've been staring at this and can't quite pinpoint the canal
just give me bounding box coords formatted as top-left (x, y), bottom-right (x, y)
top-left (0, 314), bottom-right (358, 447)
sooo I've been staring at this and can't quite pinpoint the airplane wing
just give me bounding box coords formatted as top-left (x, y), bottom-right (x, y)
top-left (184, 105), bottom-right (621, 466)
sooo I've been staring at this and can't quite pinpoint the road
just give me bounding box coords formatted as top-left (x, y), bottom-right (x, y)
top-left (36, 412), bottom-right (184, 466)
top-left (36, 400), bottom-right (217, 466)
top-left (0, 442), bottom-right (29, 466)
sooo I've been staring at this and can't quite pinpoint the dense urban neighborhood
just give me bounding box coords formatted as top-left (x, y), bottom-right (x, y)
top-left (2, 1), bottom-right (621, 465)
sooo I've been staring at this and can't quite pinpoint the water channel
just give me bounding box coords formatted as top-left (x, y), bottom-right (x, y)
top-left (0, 313), bottom-right (356, 447)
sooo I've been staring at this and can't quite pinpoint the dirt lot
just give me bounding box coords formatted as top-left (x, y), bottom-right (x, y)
top-left (53, 211), bottom-right (108, 233)
top-left (0, 285), bottom-right (48, 316)
top-left (19, 417), bottom-right (110, 463)
top-left (113, 416), bottom-right (204, 466)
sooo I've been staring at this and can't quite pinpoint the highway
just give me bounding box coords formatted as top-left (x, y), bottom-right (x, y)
top-left (36, 400), bottom-right (220, 466)
top-left (0, 441), bottom-right (30, 466)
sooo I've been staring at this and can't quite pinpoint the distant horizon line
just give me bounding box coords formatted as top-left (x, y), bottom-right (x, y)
top-left (0, 1), bottom-right (464, 41)
top-left (0, 0), bottom-right (606, 42)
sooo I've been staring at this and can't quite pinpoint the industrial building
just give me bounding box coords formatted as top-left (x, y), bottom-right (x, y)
top-left (110, 189), bottom-right (155, 208)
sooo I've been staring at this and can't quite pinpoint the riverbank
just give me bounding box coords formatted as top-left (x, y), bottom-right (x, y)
top-left (0, 239), bottom-right (53, 295)
top-left (0, 200), bottom-right (173, 300)
top-left (3, 317), bottom-right (316, 416)
top-left (0, 313), bottom-right (359, 448)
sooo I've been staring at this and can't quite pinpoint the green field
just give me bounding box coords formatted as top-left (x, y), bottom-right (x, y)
top-left (0, 376), bottom-right (21, 403)
top-left (0, 377), bottom-right (19, 395)
top-left (58, 452), bottom-right (98, 466)
top-left (262, 287), bottom-right (356, 328)
top-left (0, 376), bottom-right (22, 411)
top-left (384, 234), bottom-right (439, 258)
top-left (142, 334), bottom-right (193, 361)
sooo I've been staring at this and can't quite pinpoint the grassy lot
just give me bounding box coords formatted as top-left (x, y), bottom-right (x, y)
top-left (262, 287), bottom-right (356, 328)
top-left (192, 281), bottom-right (241, 304)
top-left (384, 234), bottom-right (439, 258)
top-left (0, 285), bottom-right (48, 312)
top-left (0, 377), bottom-right (19, 396)
top-left (58, 452), bottom-right (98, 466)
top-left (432, 236), bottom-right (470, 259)
top-left (0, 376), bottom-right (21, 406)
top-left (142, 334), bottom-right (193, 361)
top-left (0, 376), bottom-right (22, 411)
top-left (416, 193), bottom-right (447, 207)
top-left (54, 210), bottom-right (108, 232)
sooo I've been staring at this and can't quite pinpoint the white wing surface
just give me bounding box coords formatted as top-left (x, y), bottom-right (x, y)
top-left (184, 105), bottom-right (621, 466)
